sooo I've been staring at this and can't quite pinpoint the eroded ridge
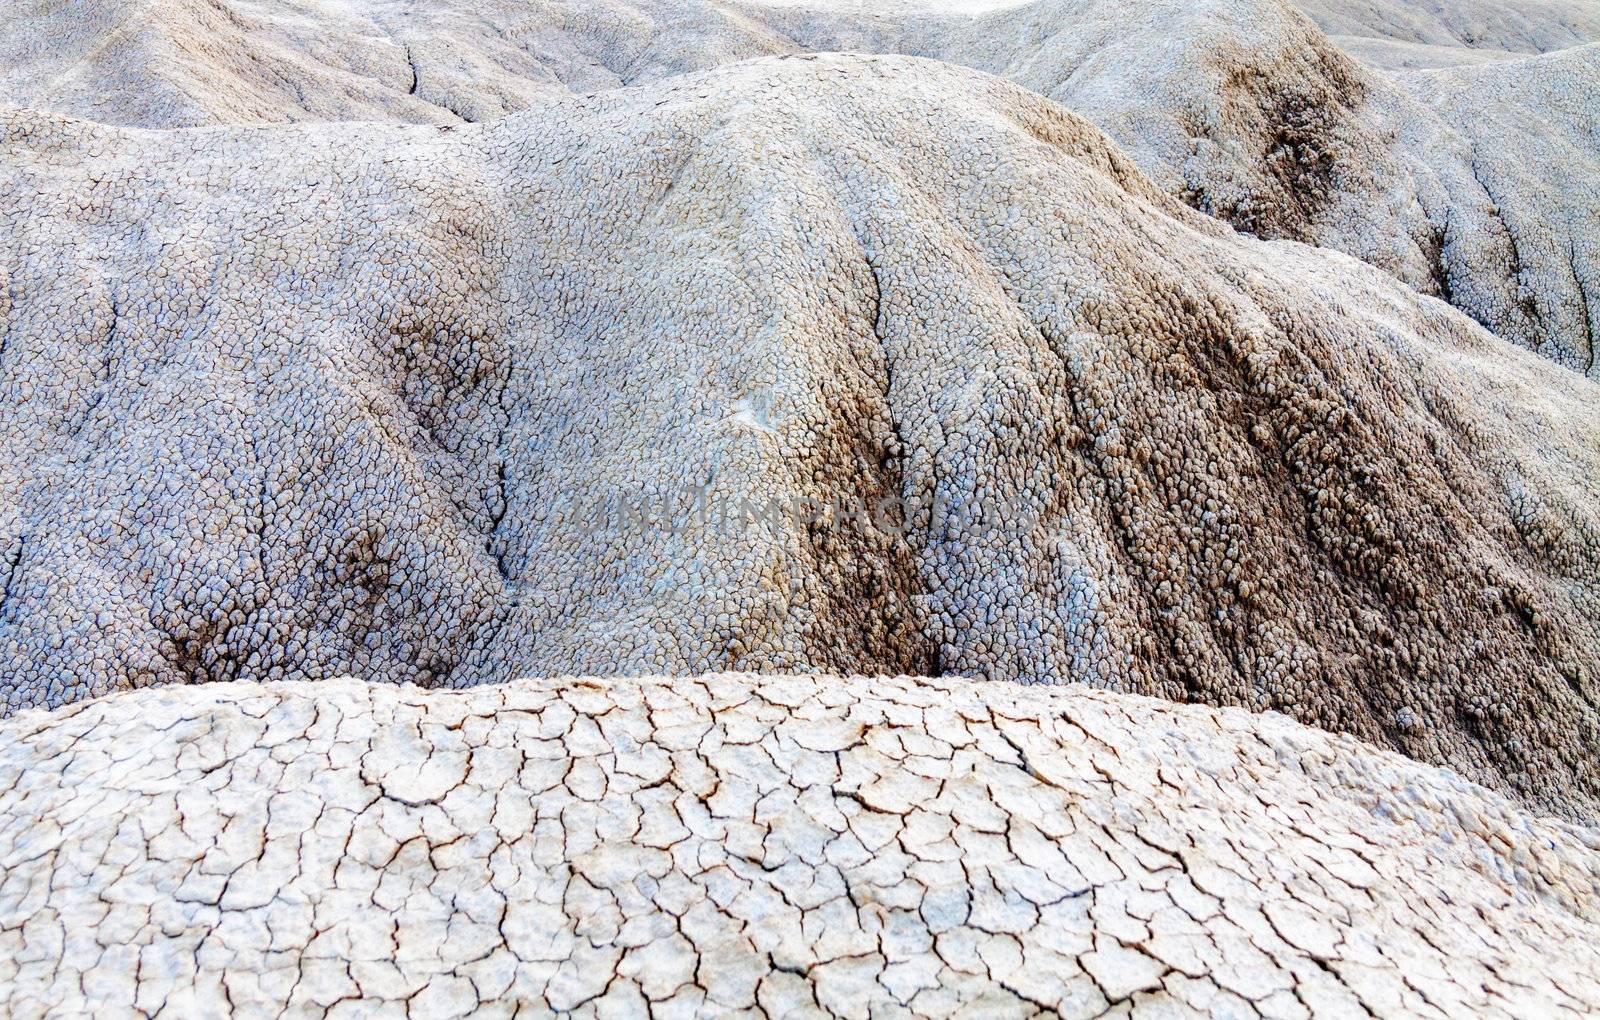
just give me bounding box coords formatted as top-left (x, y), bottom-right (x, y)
top-left (2, 673), bottom-right (1597, 1017)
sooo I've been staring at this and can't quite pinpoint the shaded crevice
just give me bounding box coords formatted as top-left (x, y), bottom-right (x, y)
top-left (249, 427), bottom-right (271, 582)
top-left (1565, 233), bottom-right (1596, 376)
top-left (0, 535), bottom-right (24, 622)
top-left (854, 245), bottom-right (942, 677)
top-left (484, 322), bottom-right (516, 592)
top-left (1427, 214), bottom-right (1456, 307)
top-left (1469, 158), bottom-right (1540, 331)
top-left (72, 289), bottom-right (121, 441)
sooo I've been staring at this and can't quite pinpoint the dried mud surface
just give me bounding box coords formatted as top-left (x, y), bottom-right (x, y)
top-left (4, 673), bottom-right (1599, 1017)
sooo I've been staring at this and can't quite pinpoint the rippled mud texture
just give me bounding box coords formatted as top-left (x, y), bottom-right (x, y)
top-left (3, 57), bottom-right (1599, 818)
top-left (3, 673), bottom-right (1599, 1017)
top-left (4, 0), bottom-right (1596, 377)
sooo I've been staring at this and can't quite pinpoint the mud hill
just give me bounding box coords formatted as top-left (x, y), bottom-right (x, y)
top-left (3, 0), bottom-right (1596, 376)
top-left (3, 57), bottom-right (1598, 817)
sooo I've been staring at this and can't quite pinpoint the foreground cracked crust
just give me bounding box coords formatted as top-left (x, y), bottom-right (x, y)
top-left (2, 673), bottom-right (1598, 1017)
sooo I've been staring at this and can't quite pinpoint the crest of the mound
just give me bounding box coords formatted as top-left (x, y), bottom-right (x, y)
top-left (2, 53), bottom-right (1598, 818)
top-left (2, 672), bottom-right (1599, 1014)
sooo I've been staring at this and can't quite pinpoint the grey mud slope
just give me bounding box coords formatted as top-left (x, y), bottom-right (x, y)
top-left (3, 56), bottom-right (1599, 818)
top-left (4, 673), bottom-right (1600, 1017)
top-left (3, 0), bottom-right (1597, 377)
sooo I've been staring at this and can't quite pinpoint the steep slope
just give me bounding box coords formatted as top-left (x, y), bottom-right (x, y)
top-left (881, 0), bottom-right (1600, 377)
top-left (3, 56), bottom-right (1598, 816)
top-left (907, 0), bottom-right (1442, 285)
top-left (3, 673), bottom-right (1599, 1016)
